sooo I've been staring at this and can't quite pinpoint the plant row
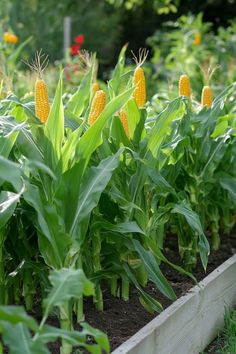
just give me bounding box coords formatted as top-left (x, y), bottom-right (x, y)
top-left (0, 46), bottom-right (235, 353)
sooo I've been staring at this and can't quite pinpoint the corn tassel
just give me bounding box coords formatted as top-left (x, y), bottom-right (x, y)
top-left (35, 79), bottom-right (50, 123)
top-left (88, 90), bottom-right (106, 126)
top-left (201, 85), bottom-right (212, 108)
top-left (134, 66), bottom-right (146, 108)
top-left (92, 82), bottom-right (99, 94)
top-left (179, 74), bottom-right (191, 98)
top-left (119, 109), bottom-right (130, 139)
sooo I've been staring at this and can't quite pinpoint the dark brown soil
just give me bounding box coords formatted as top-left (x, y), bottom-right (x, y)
top-left (3, 230), bottom-right (236, 354)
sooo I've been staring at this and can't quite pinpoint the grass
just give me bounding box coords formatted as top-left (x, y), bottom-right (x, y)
top-left (204, 308), bottom-right (236, 353)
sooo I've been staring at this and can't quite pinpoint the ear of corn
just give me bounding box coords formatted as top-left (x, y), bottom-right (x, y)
top-left (92, 82), bottom-right (99, 94)
top-left (193, 32), bottom-right (201, 46)
top-left (88, 90), bottom-right (106, 126)
top-left (179, 74), bottom-right (191, 97)
top-left (35, 79), bottom-right (50, 123)
top-left (119, 109), bottom-right (130, 139)
top-left (201, 85), bottom-right (213, 108)
top-left (133, 66), bottom-right (146, 108)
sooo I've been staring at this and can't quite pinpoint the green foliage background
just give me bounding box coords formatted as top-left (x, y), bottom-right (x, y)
top-left (1, 0), bottom-right (236, 65)
top-left (1, 0), bottom-right (122, 63)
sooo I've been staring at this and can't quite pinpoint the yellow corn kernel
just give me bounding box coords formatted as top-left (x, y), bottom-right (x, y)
top-left (134, 66), bottom-right (146, 108)
top-left (35, 79), bottom-right (50, 123)
top-left (92, 82), bottom-right (99, 94)
top-left (193, 32), bottom-right (201, 46)
top-left (88, 90), bottom-right (106, 126)
top-left (201, 85), bottom-right (212, 108)
top-left (119, 109), bottom-right (130, 139)
top-left (179, 74), bottom-right (191, 97)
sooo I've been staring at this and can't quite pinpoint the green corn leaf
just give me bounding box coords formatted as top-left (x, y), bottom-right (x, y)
top-left (24, 160), bottom-right (56, 180)
top-left (148, 170), bottom-right (177, 196)
top-left (39, 323), bottom-right (109, 354)
top-left (124, 264), bottom-right (163, 313)
top-left (144, 236), bottom-right (197, 283)
top-left (125, 98), bottom-right (141, 139)
top-left (43, 268), bottom-right (94, 316)
top-left (0, 189), bottom-right (24, 229)
top-left (147, 98), bottom-right (185, 158)
top-left (70, 149), bottom-right (124, 238)
top-left (44, 71), bottom-right (64, 171)
top-left (171, 200), bottom-right (210, 270)
top-left (0, 130), bottom-right (18, 158)
top-left (0, 322), bottom-right (49, 354)
top-left (219, 173), bottom-right (236, 205)
top-left (75, 86), bottom-right (134, 175)
top-left (66, 56), bottom-right (95, 117)
top-left (109, 43), bottom-right (128, 97)
top-left (91, 217), bottom-right (145, 235)
top-left (23, 183), bottom-right (71, 269)
top-left (110, 115), bottom-right (132, 149)
top-left (0, 156), bottom-right (23, 191)
top-left (133, 239), bottom-right (176, 300)
top-left (0, 306), bottom-right (38, 331)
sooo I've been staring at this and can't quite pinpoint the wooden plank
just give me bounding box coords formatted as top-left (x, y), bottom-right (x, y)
top-left (112, 254), bottom-right (236, 354)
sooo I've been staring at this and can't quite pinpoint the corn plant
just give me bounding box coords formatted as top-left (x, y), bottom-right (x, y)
top-left (83, 48), bottom-right (200, 312)
top-left (0, 267), bottom-right (109, 354)
top-left (1, 51), bottom-right (135, 353)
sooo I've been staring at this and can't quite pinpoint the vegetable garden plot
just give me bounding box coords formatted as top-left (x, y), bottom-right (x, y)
top-left (0, 43), bottom-right (235, 354)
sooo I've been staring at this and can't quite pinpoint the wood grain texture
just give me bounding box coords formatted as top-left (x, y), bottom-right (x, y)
top-left (112, 254), bottom-right (236, 354)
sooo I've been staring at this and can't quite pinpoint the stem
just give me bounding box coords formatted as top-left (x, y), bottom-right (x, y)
top-left (135, 264), bottom-right (148, 287)
top-left (212, 231), bottom-right (220, 251)
top-left (0, 229), bottom-right (5, 305)
top-left (110, 277), bottom-right (118, 297)
top-left (156, 224), bottom-right (165, 249)
top-left (76, 257), bottom-right (84, 322)
top-left (60, 303), bottom-right (72, 354)
top-left (14, 279), bottom-right (20, 304)
top-left (156, 197), bottom-right (166, 249)
top-left (76, 296), bottom-right (84, 322)
top-left (92, 231), bottom-right (103, 311)
top-left (121, 277), bottom-right (129, 301)
top-left (23, 269), bottom-right (33, 311)
top-left (94, 284), bottom-right (103, 311)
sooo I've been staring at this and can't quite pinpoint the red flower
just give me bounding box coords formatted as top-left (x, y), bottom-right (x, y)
top-left (70, 44), bottom-right (80, 56)
top-left (75, 34), bottom-right (84, 44)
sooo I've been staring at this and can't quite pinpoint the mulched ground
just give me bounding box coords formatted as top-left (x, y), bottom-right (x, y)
top-left (3, 230), bottom-right (236, 353)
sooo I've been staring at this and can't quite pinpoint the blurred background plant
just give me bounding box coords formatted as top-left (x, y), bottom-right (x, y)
top-left (1, 0), bottom-right (236, 102)
top-left (146, 12), bottom-right (236, 100)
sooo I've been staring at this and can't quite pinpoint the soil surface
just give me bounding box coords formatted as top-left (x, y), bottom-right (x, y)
top-left (3, 230), bottom-right (236, 353)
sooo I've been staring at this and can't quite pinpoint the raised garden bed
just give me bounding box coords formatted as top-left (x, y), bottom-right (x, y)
top-left (81, 231), bottom-right (236, 353)
top-left (112, 253), bottom-right (236, 354)
top-left (2, 233), bottom-right (236, 354)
